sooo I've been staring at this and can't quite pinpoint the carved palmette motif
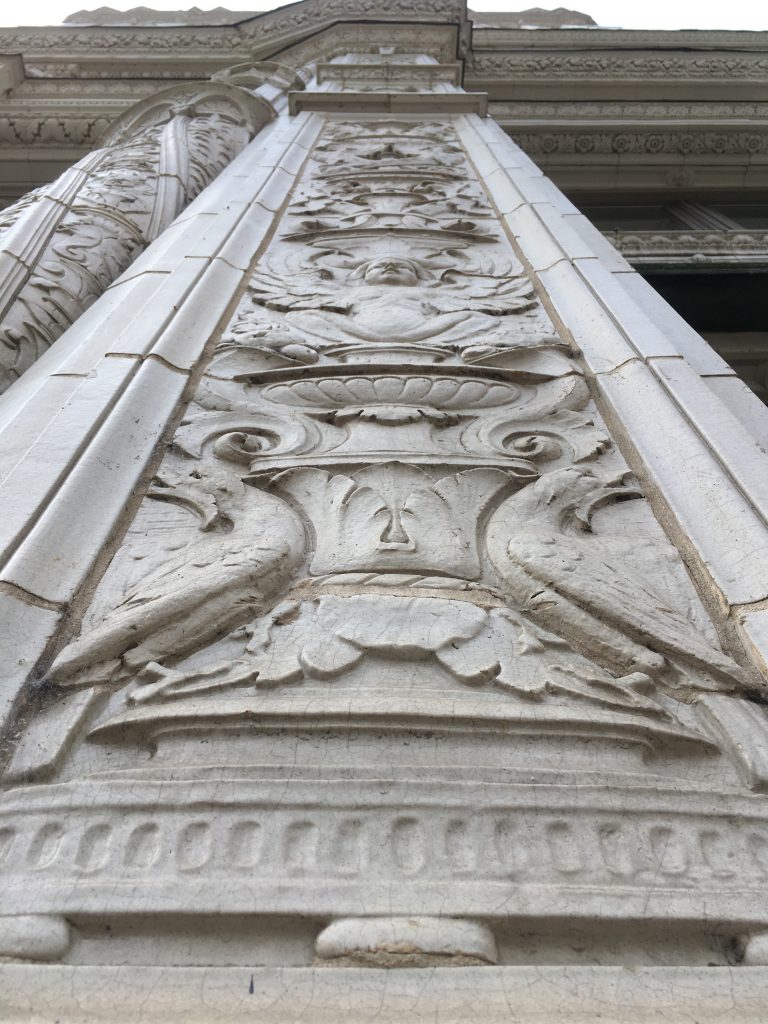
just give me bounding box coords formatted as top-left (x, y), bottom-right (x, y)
top-left (48, 116), bottom-right (761, 760)
top-left (0, 86), bottom-right (262, 393)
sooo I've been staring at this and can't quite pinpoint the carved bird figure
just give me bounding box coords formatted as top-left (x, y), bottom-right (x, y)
top-left (47, 466), bottom-right (306, 688)
top-left (485, 467), bottom-right (760, 697)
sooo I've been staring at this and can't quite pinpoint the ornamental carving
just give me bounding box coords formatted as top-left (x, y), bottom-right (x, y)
top-left (606, 229), bottom-right (768, 264)
top-left (468, 53), bottom-right (768, 79)
top-left (0, 114), bottom-right (112, 146)
top-left (513, 130), bottom-right (768, 158)
top-left (2, 45), bottom-right (768, 974)
top-left (46, 116), bottom-right (760, 768)
top-left (0, 0), bottom-right (465, 53)
top-left (0, 82), bottom-right (271, 393)
top-left (488, 101), bottom-right (768, 120)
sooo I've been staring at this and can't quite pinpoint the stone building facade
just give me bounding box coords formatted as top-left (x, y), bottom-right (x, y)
top-left (0, 4), bottom-right (768, 1021)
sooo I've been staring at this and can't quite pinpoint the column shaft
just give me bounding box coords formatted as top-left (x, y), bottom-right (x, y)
top-left (0, 82), bottom-right (274, 393)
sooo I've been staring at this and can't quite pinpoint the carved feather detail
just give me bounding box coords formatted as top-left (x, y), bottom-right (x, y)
top-left (47, 477), bottom-right (305, 688)
top-left (487, 468), bottom-right (758, 697)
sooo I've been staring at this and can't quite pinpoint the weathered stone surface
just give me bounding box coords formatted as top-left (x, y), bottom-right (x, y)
top-left (0, 915), bottom-right (70, 961)
top-left (314, 916), bottom-right (499, 964)
top-left (0, 17), bottom-right (767, 1022)
top-left (0, 82), bottom-right (273, 393)
top-left (4, 965), bottom-right (768, 1023)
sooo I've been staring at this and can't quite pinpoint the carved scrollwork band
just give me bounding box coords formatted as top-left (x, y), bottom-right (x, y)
top-left (3, 777), bottom-right (768, 921)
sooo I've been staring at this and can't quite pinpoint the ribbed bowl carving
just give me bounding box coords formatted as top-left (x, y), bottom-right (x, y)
top-left (262, 376), bottom-right (517, 410)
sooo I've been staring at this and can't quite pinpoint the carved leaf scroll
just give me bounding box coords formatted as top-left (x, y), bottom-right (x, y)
top-left (46, 115), bottom-right (762, 760)
top-left (0, 83), bottom-right (270, 393)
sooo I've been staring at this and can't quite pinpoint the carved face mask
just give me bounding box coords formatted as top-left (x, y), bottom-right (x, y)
top-left (357, 258), bottom-right (426, 287)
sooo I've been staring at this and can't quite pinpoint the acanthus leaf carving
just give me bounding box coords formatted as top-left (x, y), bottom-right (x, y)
top-left (42, 115), bottom-right (765, 779)
top-left (0, 82), bottom-right (270, 393)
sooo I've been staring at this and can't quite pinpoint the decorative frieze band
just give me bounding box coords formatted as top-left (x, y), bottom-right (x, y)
top-left (606, 229), bottom-right (768, 268)
top-left (2, 778), bottom-right (768, 923)
top-left (489, 101), bottom-right (768, 120)
top-left (0, 113), bottom-right (113, 147)
top-left (468, 52), bottom-right (768, 80)
top-left (508, 129), bottom-right (768, 158)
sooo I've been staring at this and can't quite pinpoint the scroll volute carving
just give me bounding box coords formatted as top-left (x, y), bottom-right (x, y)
top-left (44, 117), bottom-right (766, 757)
top-left (96, 81), bottom-right (274, 150)
top-left (211, 60), bottom-right (310, 94)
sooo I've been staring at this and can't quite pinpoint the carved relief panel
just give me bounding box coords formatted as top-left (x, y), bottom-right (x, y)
top-left (42, 116), bottom-right (759, 759)
top-left (3, 113), bottom-right (767, 943)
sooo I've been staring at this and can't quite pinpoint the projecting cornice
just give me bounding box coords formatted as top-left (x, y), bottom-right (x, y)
top-left (261, 23), bottom-right (461, 71)
top-left (0, 0), bottom-right (466, 59)
top-left (0, 0), bottom-right (466, 191)
top-left (1, 1), bottom-right (768, 198)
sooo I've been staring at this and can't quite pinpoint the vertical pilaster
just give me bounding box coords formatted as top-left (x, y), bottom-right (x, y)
top-left (455, 113), bottom-right (768, 680)
top-left (1, 46), bottom-right (768, 1004)
top-left (0, 110), bottom-right (323, 733)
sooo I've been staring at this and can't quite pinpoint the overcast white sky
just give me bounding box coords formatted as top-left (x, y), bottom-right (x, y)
top-left (0, 0), bottom-right (766, 31)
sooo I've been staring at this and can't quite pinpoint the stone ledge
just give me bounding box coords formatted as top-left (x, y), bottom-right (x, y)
top-left (2, 965), bottom-right (768, 1023)
top-left (288, 92), bottom-right (488, 116)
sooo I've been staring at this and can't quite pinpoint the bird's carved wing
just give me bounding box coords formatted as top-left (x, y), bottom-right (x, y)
top-left (247, 263), bottom-right (350, 314)
top-left (430, 252), bottom-right (536, 315)
top-left (48, 487), bottom-right (305, 687)
top-left (505, 532), bottom-right (754, 693)
top-left (433, 263), bottom-right (537, 316)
